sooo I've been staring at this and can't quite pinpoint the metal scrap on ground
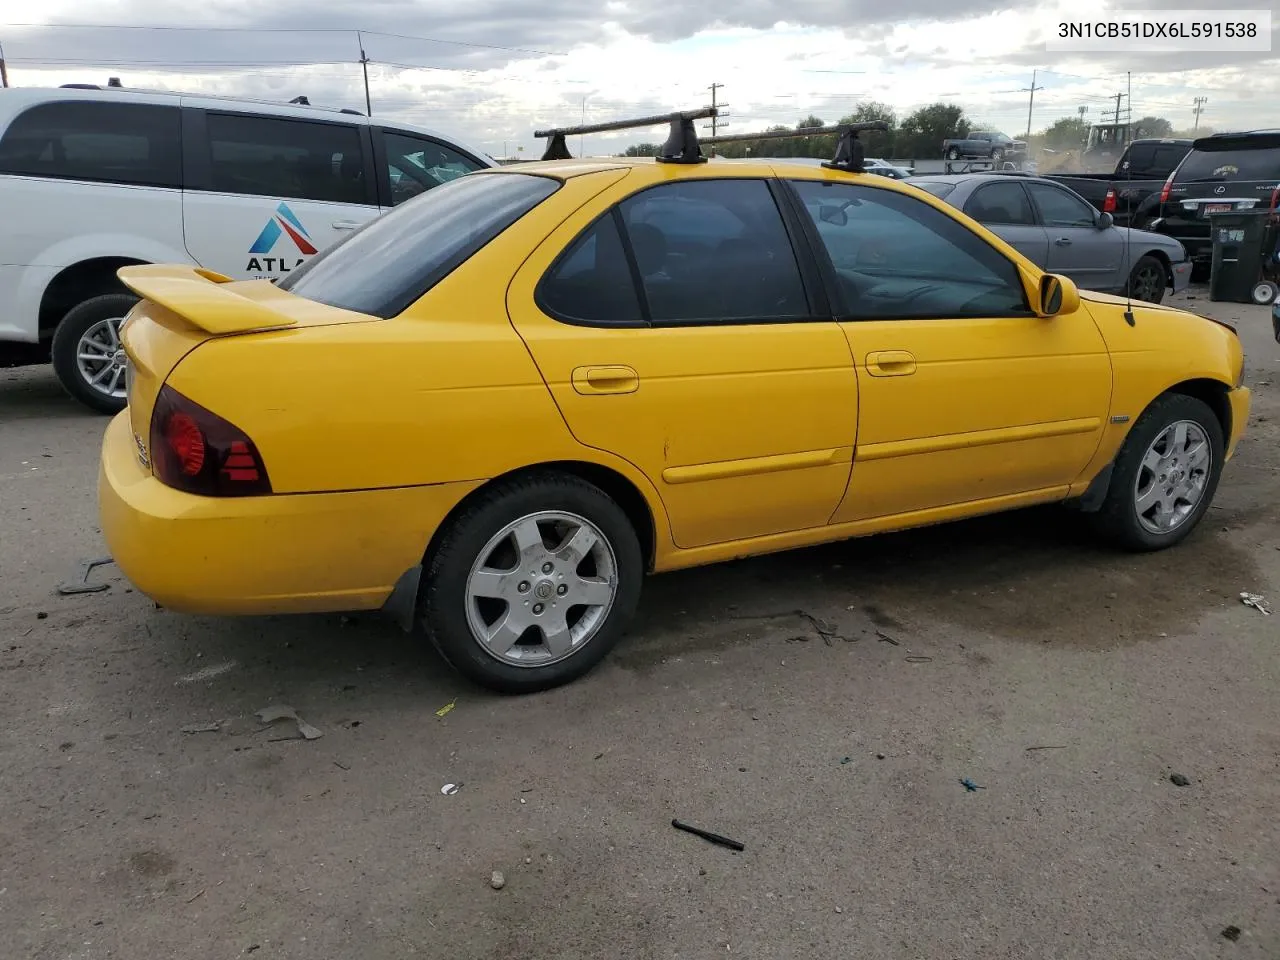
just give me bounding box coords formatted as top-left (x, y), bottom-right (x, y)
top-left (56, 557), bottom-right (114, 595)
top-left (1240, 592), bottom-right (1271, 615)
top-left (255, 705), bottom-right (323, 740)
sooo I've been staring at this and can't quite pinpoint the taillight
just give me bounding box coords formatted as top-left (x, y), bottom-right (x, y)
top-left (1103, 189), bottom-right (1116, 213)
top-left (1159, 173), bottom-right (1174, 204)
top-left (1271, 186), bottom-right (1279, 211)
top-left (149, 385), bottom-right (271, 497)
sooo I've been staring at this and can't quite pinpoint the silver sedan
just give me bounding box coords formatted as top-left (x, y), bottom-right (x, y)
top-left (909, 173), bottom-right (1192, 303)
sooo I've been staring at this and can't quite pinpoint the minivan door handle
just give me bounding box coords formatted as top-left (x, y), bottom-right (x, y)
top-left (332, 219), bottom-right (362, 230)
top-left (571, 365), bottom-right (640, 395)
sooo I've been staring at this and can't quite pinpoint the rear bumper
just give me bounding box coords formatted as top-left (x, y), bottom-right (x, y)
top-left (98, 412), bottom-right (480, 615)
top-left (1227, 386), bottom-right (1251, 461)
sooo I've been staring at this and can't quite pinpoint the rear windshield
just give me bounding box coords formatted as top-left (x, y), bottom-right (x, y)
top-left (1175, 143), bottom-right (1280, 183)
top-left (279, 172), bottom-right (560, 318)
top-left (908, 180), bottom-right (957, 200)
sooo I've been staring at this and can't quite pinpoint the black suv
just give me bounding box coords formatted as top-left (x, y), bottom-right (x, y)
top-left (1150, 130), bottom-right (1280, 270)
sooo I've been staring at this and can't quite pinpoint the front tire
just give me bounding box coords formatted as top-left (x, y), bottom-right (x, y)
top-left (946, 147), bottom-right (960, 160)
top-left (50, 293), bottom-right (139, 414)
top-left (1092, 393), bottom-right (1224, 551)
top-left (421, 474), bottom-right (643, 694)
top-left (991, 148), bottom-right (1005, 162)
top-left (1126, 255), bottom-right (1166, 304)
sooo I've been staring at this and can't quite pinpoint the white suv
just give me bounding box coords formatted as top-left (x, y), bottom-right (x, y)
top-left (0, 85), bottom-right (497, 412)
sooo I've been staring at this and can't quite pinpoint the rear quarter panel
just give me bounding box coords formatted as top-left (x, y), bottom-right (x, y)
top-left (161, 169), bottom-right (657, 496)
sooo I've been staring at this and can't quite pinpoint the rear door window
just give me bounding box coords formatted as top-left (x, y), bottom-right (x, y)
top-left (964, 181), bottom-right (1035, 225)
top-left (0, 100), bottom-right (181, 188)
top-left (204, 113), bottom-right (368, 205)
top-left (381, 131), bottom-right (486, 205)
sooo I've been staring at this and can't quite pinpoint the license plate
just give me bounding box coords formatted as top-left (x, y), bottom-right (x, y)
top-left (1203, 203), bottom-right (1231, 215)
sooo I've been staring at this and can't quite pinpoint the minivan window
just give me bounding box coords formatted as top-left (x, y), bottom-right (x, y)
top-left (0, 101), bottom-right (181, 188)
top-left (205, 113), bottom-right (367, 205)
top-left (279, 172), bottom-right (559, 318)
top-left (1175, 142), bottom-right (1280, 182)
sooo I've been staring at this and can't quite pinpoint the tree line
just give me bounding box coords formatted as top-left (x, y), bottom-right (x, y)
top-left (620, 101), bottom-right (1204, 161)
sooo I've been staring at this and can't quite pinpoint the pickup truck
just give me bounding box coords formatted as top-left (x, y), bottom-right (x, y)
top-left (1043, 138), bottom-right (1192, 229)
top-left (942, 131), bottom-right (1026, 163)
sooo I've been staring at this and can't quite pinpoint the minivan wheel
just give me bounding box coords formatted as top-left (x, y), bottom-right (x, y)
top-left (1091, 393), bottom-right (1224, 551)
top-left (50, 293), bottom-right (139, 414)
top-left (421, 474), bottom-right (643, 694)
top-left (1127, 255), bottom-right (1166, 304)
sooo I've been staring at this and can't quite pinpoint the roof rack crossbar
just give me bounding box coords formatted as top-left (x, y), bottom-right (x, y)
top-left (702, 120), bottom-right (889, 172)
top-left (534, 108), bottom-right (717, 164)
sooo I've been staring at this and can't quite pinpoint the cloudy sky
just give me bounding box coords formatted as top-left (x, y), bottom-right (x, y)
top-left (2, 0), bottom-right (1275, 158)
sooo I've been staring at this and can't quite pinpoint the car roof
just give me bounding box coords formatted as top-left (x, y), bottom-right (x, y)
top-left (0, 86), bottom-right (494, 162)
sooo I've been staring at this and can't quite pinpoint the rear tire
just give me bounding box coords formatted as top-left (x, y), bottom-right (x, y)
top-left (1126, 255), bottom-right (1166, 304)
top-left (421, 474), bottom-right (643, 694)
top-left (50, 293), bottom-right (139, 414)
top-left (1091, 393), bottom-right (1224, 551)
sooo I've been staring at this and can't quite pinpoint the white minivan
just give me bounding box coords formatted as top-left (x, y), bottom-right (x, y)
top-left (0, 85), bottom-right (497, 412)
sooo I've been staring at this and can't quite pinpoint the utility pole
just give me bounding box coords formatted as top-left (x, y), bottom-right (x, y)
top-left (357, 31), bottom-right (372, 117)
top-left (1192, 96), bottom-right (1208, 131)
top-left (0, 42), bottom-right (9, 88)
top-left (1022, 69), bottom-right (1044, 138)
top-left (705, 83), bottom-right (729, 157)
top-left (1111, 91), bottom-right (1128, 125)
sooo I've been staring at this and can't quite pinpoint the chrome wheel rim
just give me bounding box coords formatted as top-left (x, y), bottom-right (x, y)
top-left (1131, 264), bottom-right (1164, 302)
top-left (465, 511), bottom-right (618, 667)
top-left (1133, 420), bottom-right (1212, 535)
top-left (76, 317), bottom-right (128, 399)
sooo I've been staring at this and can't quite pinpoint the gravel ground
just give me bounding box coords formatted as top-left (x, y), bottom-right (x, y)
top-left (1, 288), bottom-right (1277, 960)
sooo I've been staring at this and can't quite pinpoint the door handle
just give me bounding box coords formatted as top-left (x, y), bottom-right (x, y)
top-left (865, 350), bottom-right (917, 377)
top-left (571, 365), bottom-right (640, 395)
top-left (1054, 237), bottom-right (1073, 246)
top-left (332, 219), bottom-right (362, 230)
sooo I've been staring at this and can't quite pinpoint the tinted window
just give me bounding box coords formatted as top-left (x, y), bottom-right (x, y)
top-left (1175, 143), bottom-right (1280, 182)
top-left (964, 181), bottom-right (1035, 225)
top-left (1026, 183), bottom-right (1096, 227)
top-left (279, 172), bottom-right (558, 318)
top-left (618, 179), bottom-right (809, 323)
top-left (910, 180), bottom-right (958, 200)
top-left (383, 131), bottom-right (485, 206)
top-left (206, 113), bottom-right (366, 204)
top-left (538, 212), bottom-right (644, 325)
top-left (789, 179), bottom-right (1029, 320)
top-left (0, 101), bottom-right (180, 188)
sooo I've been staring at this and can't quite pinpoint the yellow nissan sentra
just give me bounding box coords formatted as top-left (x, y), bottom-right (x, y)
top-left (99, 115), bottom-right (1250, 693)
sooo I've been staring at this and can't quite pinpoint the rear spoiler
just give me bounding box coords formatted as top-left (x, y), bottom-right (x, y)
top-left (117, 264), bottom-right (299, 336)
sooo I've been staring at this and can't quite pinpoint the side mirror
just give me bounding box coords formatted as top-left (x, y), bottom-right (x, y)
top-left (1096, 211), bottom-right (1114, 229)
top-left (1038, 273), bottom-right (1080, 317)
top-left (819, 204), bottom-right (848, 227)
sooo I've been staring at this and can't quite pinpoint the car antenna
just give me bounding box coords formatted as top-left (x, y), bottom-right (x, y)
top-left (1123, 70), bottom-right (1136, 326)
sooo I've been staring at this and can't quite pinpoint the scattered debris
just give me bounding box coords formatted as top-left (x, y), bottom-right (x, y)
top-left (875, 630), bottom-right (900, 646)
top-left (36, 612), bottom-right (48, 620)
top-left (186, 889), bottom-right (206, 904)
top-left (441, 783), bottom-right (460, 796)
top-left (1170, 773), bottom-right (1191, 787)
top-left (959, 778), bottom-right (985, 792)
top-left (593, 752), bottom-right (605, 760)
top-left (333, 761), bottom-right (350, 771)
top-left (255, 705), bottom-right (323, 741)
top-left (834, 906), bottom-right (843, 914)
top-left (490, 870), bottom-right (506, 890)
top-left (672, 819), bottom-right (745, 852)
top-left (56, 557), bottom-right (114, 595)
top-left (729, 609), bottom-right (847, 644)
top-left (1221, 925), bottom-right (1241, 942)
top-left (875, 754), bottom-right (886, 760)
top-left (840, 757), bottom-right (852, 765)
top-left (181, 723), bottom-right (220, 735)
top-left (435, 698), bottom-right (457, 718)
top-left (1025, 745), bottom-right (1068, 752)
top-left (175, 661), bottom-right (238, 686)
top-left (904, 656), bottom-right (933, 663)
top-left (1240, 592), bottom-right (1271, 615)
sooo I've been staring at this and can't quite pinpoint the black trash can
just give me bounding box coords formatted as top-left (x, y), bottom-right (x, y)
top-left (1209, 209), bottom-right (1270, 303)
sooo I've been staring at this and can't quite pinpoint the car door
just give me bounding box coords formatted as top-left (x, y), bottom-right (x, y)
top-left (180, 109), bottom-right (380, 282)
top-left (960, 180), bottom-right (1049, 264)
top-left (1025, 180), bottom-right (1120, 291)
top-left (784, 177), bottom-right (1112, 522)
top-left (506, 174), bottom-right (859, 550)
top-left (373, 128), bottom-right (489, 208)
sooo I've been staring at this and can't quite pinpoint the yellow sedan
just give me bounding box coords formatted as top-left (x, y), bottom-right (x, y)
top-left (100, 147), bottom-right (1250, 693)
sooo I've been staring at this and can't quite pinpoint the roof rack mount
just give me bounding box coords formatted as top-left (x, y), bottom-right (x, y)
top-left (535, 108), bottom-right (718, 164)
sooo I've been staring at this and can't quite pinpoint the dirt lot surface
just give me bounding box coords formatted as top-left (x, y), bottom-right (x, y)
top-left (2, 289), bottom-right (1278, 960)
